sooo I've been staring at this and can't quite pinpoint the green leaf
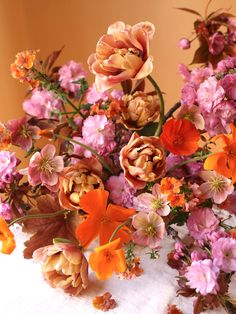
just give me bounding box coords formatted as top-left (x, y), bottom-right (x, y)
top-left (138, 122), bottom-right (158, 136)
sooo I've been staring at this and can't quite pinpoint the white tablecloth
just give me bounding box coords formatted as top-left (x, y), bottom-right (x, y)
top-left (0, 227), bottom-right (234, 314)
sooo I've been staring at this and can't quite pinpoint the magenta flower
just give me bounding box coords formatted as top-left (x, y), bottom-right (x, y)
top-left (85, 83), bottom-right (110, 103)
top-left (7, 116), bottom-right (40, 151)
top-left (0, 201), bottom-right (12, 220)
top-left (180, 84), bottom-right (197, 106)
top-left (187, 208), bottom-right (219, 241)
top-left (0, 151), bottom-right (18, 184)
top-left (199, 170), bottom-right (234, 204)
top-left (190, 251), bottom-right (208, 262)
top-left (133, 183), bottom-right (170, 216)
top-left (132, 211), bottom-right (165, 249)
top-left (212, 237), bottom-right (236, 273)
top-left (217, 56), bottom-right (236, 72)
top-left (178, 38), bottom-right (190, 50)
top-left (185, 259), bottom-right (219, 295)
top-left (221, 74), bottom-right (236, 99)
top-left (71, 136), bottom-right (92, 160)
top-left (82, 115), bottom-right (116, 155)
top-left (58, 60), bottom-right (86, 94)
top-left (23, 88), bottom-right (62, 119)
top-left (28, 144), bottom-right (64, 191)
top-left (106, 173), bottom-right (135, 207)
top-left (209, 32), bottom-right (225, 55)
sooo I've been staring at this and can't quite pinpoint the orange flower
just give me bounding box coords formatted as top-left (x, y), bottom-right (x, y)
top-left (0, 217), bottom-right (16, 254)
top-left (76, 189), bottom-right (135, 247)
top-left (160, 177), bottom-right (182, 194)
top-left (14, 50), bottom-right (37, 70)
top-left (89, 238), bottom-right (126, 280)
top-left (167, 192), bottom-right (185, 207)
top-left (204, 124), bottom-right (236, 183)
top-left (0, 123), bottom-right (11, 150)
top-left (160, 118), bottom-right (200, 156)
top-left (90, 98), bottom-right (122, 118)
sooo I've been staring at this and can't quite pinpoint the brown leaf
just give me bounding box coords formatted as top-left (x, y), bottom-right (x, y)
top-left (167, 304), bottom-right (183, 314)
top-left (44, 46), bottom-right (64, 73)
top-left (190, 42), bottom-right (209, 65)
top-left (176, 7), bottom-right (202, 17)
top-left (207, 9), bottom-right (233, 21)
top-left (121, 79), bottom-right (132, 94)
top-left (132, 79), bottom-right (145, 94)
top-left (23, 194), bottom-right (81, 259)
top-left (194, 296), bottom-right (204, 314)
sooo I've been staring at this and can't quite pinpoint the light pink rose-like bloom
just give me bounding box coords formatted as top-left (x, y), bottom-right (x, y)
top-left (197, 76), bottom-right (225, 113)
top-left (177, 105), bottom-right (205, 130)
top-left (82, 114), bottom-right (116, 155)
top-left (7, 116), bottom-right (40, 151)
top-left (133, 183), bottom-right (170, 216)
top-left (23, 88), bottom-right (62, 119)
top-left (185, 259), bottom-right (219, 295)
top-left (88, 21), bottom-right (155, 91)
top-left (0, 151), bottom-right (18, 184)
top-left (58, 60), bottom-right (86, 94)
top-left (212, 237), bottom-right (236, 273)
top-left (106, 173), bottom-right (136, 207)
top-left (132, 211), bottom-right (165, 249)
top-left (0, 201), bottom-right (12, 220)
top-left (187, 208), bottom-right (219, 241)
top-left (28, 144), bottom-right (64, 191)
top-left (178, 38), bottom-right (190, 50)
top-left (199, 170), bottom-right (234, 204)
top-left (209, 32), bottom-right (225, 55)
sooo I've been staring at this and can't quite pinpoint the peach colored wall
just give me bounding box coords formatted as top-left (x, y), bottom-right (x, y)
top-left (1, 0), bottom-right (235, 123)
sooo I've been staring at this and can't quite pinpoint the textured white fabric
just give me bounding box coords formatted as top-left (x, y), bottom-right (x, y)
top-left (0, 226), bottom-right (235, 314)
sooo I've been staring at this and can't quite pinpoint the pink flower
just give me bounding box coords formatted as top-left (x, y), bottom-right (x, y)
top-left (71, 136), bottom-right (92, 160)
top-left (185, 259), bottom-right (219, 295)
top-left (178, 63), bottom-right (191, 82)
top-left (88, 21), bottom-right (155, 91)
top-left (178, 38), bottom-right (190, 50)
top-left (132, 211), bottom-right (165, 249)
top-left (220, 191), bottom-right (236, 215)
top-left (82, 115), bottom-right (116, 155)
top-left (58, 60), bottom-right (86, 94)
top-left (217, 57), bottom-right (236, 72)
top-left (85, 83), bottom-right (110, 103)
top-left (209, 32), bottom-right (225, 55)
top-left (106, 173), bottom-right (135, 207)
top-left (23, 88), bottom-right (62, 119)
top-left (199, 170), bottom-right (234, 204)
top-left (212, 237), bottom-right (236, 273)
top-left (7, 116), bottom-right (40, 151)
top-left (180, 84), bottom-right (197, 106)
top-left (133, 183), bottom-right (170, 216)
top-left (221, 74), bottom-right (236, 99)
top-left (177, 105), bottom-right (205, 130)
top-left (187, 208), bottom-right (219, 241)
top-left (0, 151), bottom-right (18, 184)
top-left (28, 144), bottom-right (64, 191)
top-left (197, 77), bottom-right (225, 113)
top-left (0, 201), bottom-right (12, 220)
top-left (190, 251), bottom-right (208, 262)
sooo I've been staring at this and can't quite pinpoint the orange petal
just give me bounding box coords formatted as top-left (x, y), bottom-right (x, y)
top-left (1, 237), bottom-right (16, 254)
top-left (106, 204), bottom-right (135, 222)
top-left (113, 249), bottom-right (126, 273)
top-left (79, 189), bottom-right (108, 215)
top-left (95, 238), bottom-right (121, 253)
top-left (204, 152), bottom-right (230, 178)
top-left (99, 221), bottom-right (132, 246)
top-left (76, 216), bottom-right (101, 247)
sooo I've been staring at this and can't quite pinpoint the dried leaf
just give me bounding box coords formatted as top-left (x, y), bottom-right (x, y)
top-left (176, 7), bottom-right (202, 17)
top-left (121, 79), bottom-right (132, 94)
top-left (194, 296), bottom-right (204, 314)
top-left (44, 46), bottom-right (64, 72)
top-left (132, 79), bottom-right (145, 94)
top-left (190, 42), bottom-right (209, 65)
top-left (23, 194), bottom-right (81, 259)
top-left (207, 9), bottom-right (233, 21)
top-left (167, 304), bottom-right (183, 314)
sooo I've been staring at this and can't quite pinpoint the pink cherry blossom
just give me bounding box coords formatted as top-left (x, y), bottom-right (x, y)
top-left (185, 259), bottom-right (219, 295)
top-left (0, 201), bottom-right (12, 220)
top-left (209, 32), bottom-right (225, 55)
top-left (212, 237), bottom-right (236, 273)
top-left (0, 151), bottom-right (18, 184)
top-left (28, 144), bottom-right (64, 191)
top-left (132, 211), bottom-right (165, 248)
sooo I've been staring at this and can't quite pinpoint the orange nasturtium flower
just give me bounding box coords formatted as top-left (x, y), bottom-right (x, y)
top-left (89, 238), bottom-right (126, 280)
top-left (76, 189), bottom-right (135, 247)
top-left (160, 177), bottom-right (182, 194)
top-left (204, 124), bottom-right (236, 184)
top-left (0, 217), bottom-right (16, 254)
top-left (160, 118), bottom-right (200, 156)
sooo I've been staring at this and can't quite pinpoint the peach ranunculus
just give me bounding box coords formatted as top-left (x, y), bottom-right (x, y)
top-left (120, 132), bottom-right (166, 189)
top-left (59, 158), bottom-right (104, 211)
top-left (33, 242), bottom-right (89, 296)
top-left (121, 91), bottom-right (160, 130)
top-left (88, 21), bottom-right (155, 91)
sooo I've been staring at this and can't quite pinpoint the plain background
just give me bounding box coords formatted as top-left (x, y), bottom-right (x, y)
top-left (1, 0), bottom-right (236, 122)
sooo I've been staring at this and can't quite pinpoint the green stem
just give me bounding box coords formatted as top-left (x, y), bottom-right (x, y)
top-left (8, 210), bottom-right (68, 227)
top-left (109, 220), bottom-right (129, 242)
top-left (147, 75), bottom-right (165, 137)
top-left (55, 133), bottom-right (113, 174)
top-left (168, 153), bottom-right (211, 173)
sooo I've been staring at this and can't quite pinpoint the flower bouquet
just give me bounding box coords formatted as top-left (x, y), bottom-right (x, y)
top-left (1, 2), bottom-right (236, 313)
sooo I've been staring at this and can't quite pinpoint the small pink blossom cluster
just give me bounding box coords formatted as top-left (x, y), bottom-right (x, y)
top-left (0, 151), bottom-right (19, 187)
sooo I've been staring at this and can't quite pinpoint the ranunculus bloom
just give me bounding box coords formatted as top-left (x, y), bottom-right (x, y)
top-left (89, 238), bottom-right (126, 280)
top-left (212, 237), bottom-right (236, 273)
top-left (187, 208), bottom-right (219, 241)
top-left (132, 211), bottom-right (165, 248)
top-left (121, 91), bottom-right (159, 130)
top-left (7, 116), bottom-right (40, 151)
top-left (88, 21), bottom-right (155, 91)
top-left (120, 132), bottom-right (166, 189)
top-left (76, 189), bottom-right (135, 247)
top-left (185, 259), bottom-right (219, 295)
top-left (199, 170), bottom-right (234, 204)
top-left (59, 158), bottom-right (104, 211)
top-left (160, 118), bottom-right (200, 156)
top-left (0, 217), bottom-right (16, 254)
top-left (28, 144), bottom-right (64, 191)
top-left (33, 242), bottom-right (89, 296)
